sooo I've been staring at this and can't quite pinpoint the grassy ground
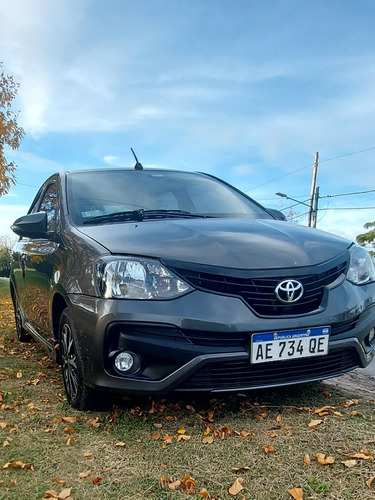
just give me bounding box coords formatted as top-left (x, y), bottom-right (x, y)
top-left (0, 278), bottom-right (374, 500)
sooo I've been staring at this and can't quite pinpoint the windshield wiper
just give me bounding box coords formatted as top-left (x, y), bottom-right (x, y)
top-left (82, 209), bottom-right (207, 225)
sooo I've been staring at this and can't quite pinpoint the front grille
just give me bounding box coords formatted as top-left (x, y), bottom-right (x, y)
top-left (178, 348), bottom-right (360, 391)
top-left (183, 329), bottom-right (248, 348)
top-left (168, 258), bottom-right (348, 317)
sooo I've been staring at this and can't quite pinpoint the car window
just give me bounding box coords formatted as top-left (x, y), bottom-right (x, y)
top-left (67, 170), bottom-right (270, 225)
top-left (37, 182), bottom-right (60, 232)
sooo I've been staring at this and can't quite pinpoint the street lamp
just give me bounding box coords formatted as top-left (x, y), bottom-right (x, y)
top-left (275, 192), bottom-right (310, 207)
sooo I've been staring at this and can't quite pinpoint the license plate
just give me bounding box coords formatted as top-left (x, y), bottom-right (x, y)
top-left (250, 327), bottom-right (330, 364)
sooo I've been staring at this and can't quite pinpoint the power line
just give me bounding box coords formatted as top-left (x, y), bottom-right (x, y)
top-left (322, 206), bottom-right (375, 211)
top-left (272, 189), bottom-right (375, 208)
top-left (319, 146), bottom-right (375, 163)
top-left (321, 189), bottom-right (375, 199)
top-left (248, 145), bottom-right (375, 192)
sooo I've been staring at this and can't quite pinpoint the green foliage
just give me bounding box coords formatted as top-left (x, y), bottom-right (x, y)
top-left (0, 62), bottom-right (25, 196)
top-left (356, 220), bottom-right (375, 258)
top-left (0, 245), bottom-right (11, 277)
top-left (0, 235), bottom-right (16, 277)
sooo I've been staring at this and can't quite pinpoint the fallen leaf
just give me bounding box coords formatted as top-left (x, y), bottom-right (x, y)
top-left (366, 476), bottom-right (375, 489)
top-left (165, 415), bottom-right (177, 422)
top-left (341, 459), bottom-right (357, 468)
top-left (78, 470), bottom-right (91, 478)
top-left (92, 476), bottom-right (103, 485)
top-left (202, 436), bottom-right (214, 444)
top-left (186, 404), bottom-right (196, 413)
top-left (222, 426), bottom-right (240, 436)
top-left (162, 434), bottom-right (173, 444)
top-left (177, 428), bottom-right (186, 435)
top-left (177, 434), bottom-right (191, 442)
top-left (240, 429), bottom-right (253, 437)
top-left (182, 474), bottom-right (197, 494)
top-left (88, 418), bottom-right (100, 429)
top-left (276, 414), bottom-right (282, 423)
top-left (316, 453), bottom-right (335, 465)
top-left (51, 477), bottom-right (66, 486)
top-left (341, 399), bottom-right (359, 408)
top-left (198, 488), bottom-right (212, 499)
top-left (57, 489), bottom-right (71, 500)
top-left (344, 453), bottom-right (373, 461)
top-left (232, 466), bottom-right (251, 472)
top-left (308, 419), bottom-right (323, 428)
top-left (152, 432), bottom-right (160, 441)
top-left (264, 444), bottom-right (276, 453)
top-left (269, 431), bottom-right (278, 438)
top-left (303, 454), bottom-right (311, 465)
top-left (288, 487), bottom-right (303, 499)
top-left (83, 452), bottom-right (93, 457)
top-left (160, 476), bottom-right (171, 484)
top-left (333, 411), bottom-right (344, 417)
top-left (42, 490), bottom-right (58, 499)
top-left (63, 426), bottom-right (75, 435)
top-left (3, 460), bottom-right (34, 470)
top-left (203, 426), bottom-right (211, 436)
top-left (61, 416), bottom-right (79, 423)
top-left (115, 441), bottom-right (126, 447)
top-left (168, 479), bottom-right (182, 490)
top-left (228, 477), bottom-right (244, 496)
top-left (319, 389), bottom-right (331, 399)
top-left (213, 429), bottom-right (225, 439)
top-left (27, 403), bottom-right (41, 411)
top-left (254, 414), bottom-right (264, 421)
top-left (66, 436), bottom-right (75, 446)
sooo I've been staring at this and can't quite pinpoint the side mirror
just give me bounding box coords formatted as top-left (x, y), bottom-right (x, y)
top-left (11, 212), bottom-right (48, 238)
top-left (267, 208), bottom-right (287, 221)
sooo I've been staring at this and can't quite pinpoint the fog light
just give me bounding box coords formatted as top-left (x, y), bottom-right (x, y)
top-left (369, 328), bottom-right (375, 343)
top-left (114, 351), bottom-right (134, 372)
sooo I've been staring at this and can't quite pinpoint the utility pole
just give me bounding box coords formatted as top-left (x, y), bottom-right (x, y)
top-left (312, 186), bottom-right (319, 228)
top-left (307, 152), bottom-right (319, 227)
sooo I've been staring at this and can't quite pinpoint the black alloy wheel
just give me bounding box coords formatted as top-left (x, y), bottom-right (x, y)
top-left (59, 309), bottom-right (97, 411)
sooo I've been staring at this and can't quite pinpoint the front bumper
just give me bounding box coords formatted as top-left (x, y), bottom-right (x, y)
top-left (68, 284), bottom-right (375, 396)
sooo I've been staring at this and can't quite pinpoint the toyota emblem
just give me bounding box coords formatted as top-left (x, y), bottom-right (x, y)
top-left (275, 279), bottom-right (304, 303)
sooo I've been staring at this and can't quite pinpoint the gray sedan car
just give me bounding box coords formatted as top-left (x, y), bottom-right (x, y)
top-left (9, 167), bottom-right (375, 410)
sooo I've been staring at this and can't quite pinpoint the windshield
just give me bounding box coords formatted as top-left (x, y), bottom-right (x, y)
top-left (66, 170), bottom-right (270, 225)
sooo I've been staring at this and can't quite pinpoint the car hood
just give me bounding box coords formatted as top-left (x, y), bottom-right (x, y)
top-left (77, 218), bottom-right (351, 269)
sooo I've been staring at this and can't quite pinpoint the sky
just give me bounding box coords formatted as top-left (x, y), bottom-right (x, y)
top-left (1, 0), bottom-right (375, 243)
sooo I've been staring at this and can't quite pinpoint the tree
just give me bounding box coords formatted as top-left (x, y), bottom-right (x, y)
top-left (356, 221), bottom-right (375, 258)
top-left (0, 62), bottom-right (25, 196)
top-left (0, 235), bottom-right (16, 277)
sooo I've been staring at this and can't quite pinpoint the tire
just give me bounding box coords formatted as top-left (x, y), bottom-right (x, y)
top-left (13, 295), bottom-right (31, 342)
top-left (59, 309), bottom-right (99, 411)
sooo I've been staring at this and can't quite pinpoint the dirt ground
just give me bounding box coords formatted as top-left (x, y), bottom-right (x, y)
top-left (322, 368), bottom-right (375, 400)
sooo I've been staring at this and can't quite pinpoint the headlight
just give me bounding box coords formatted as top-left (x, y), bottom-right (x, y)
top-left (347, 245), bottom-right (375, 285)
top-left (96, 257), bottom-right (193, 299)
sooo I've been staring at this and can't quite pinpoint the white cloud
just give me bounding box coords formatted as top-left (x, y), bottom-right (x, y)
top-left (103, 155), bottom-right (119, 165)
